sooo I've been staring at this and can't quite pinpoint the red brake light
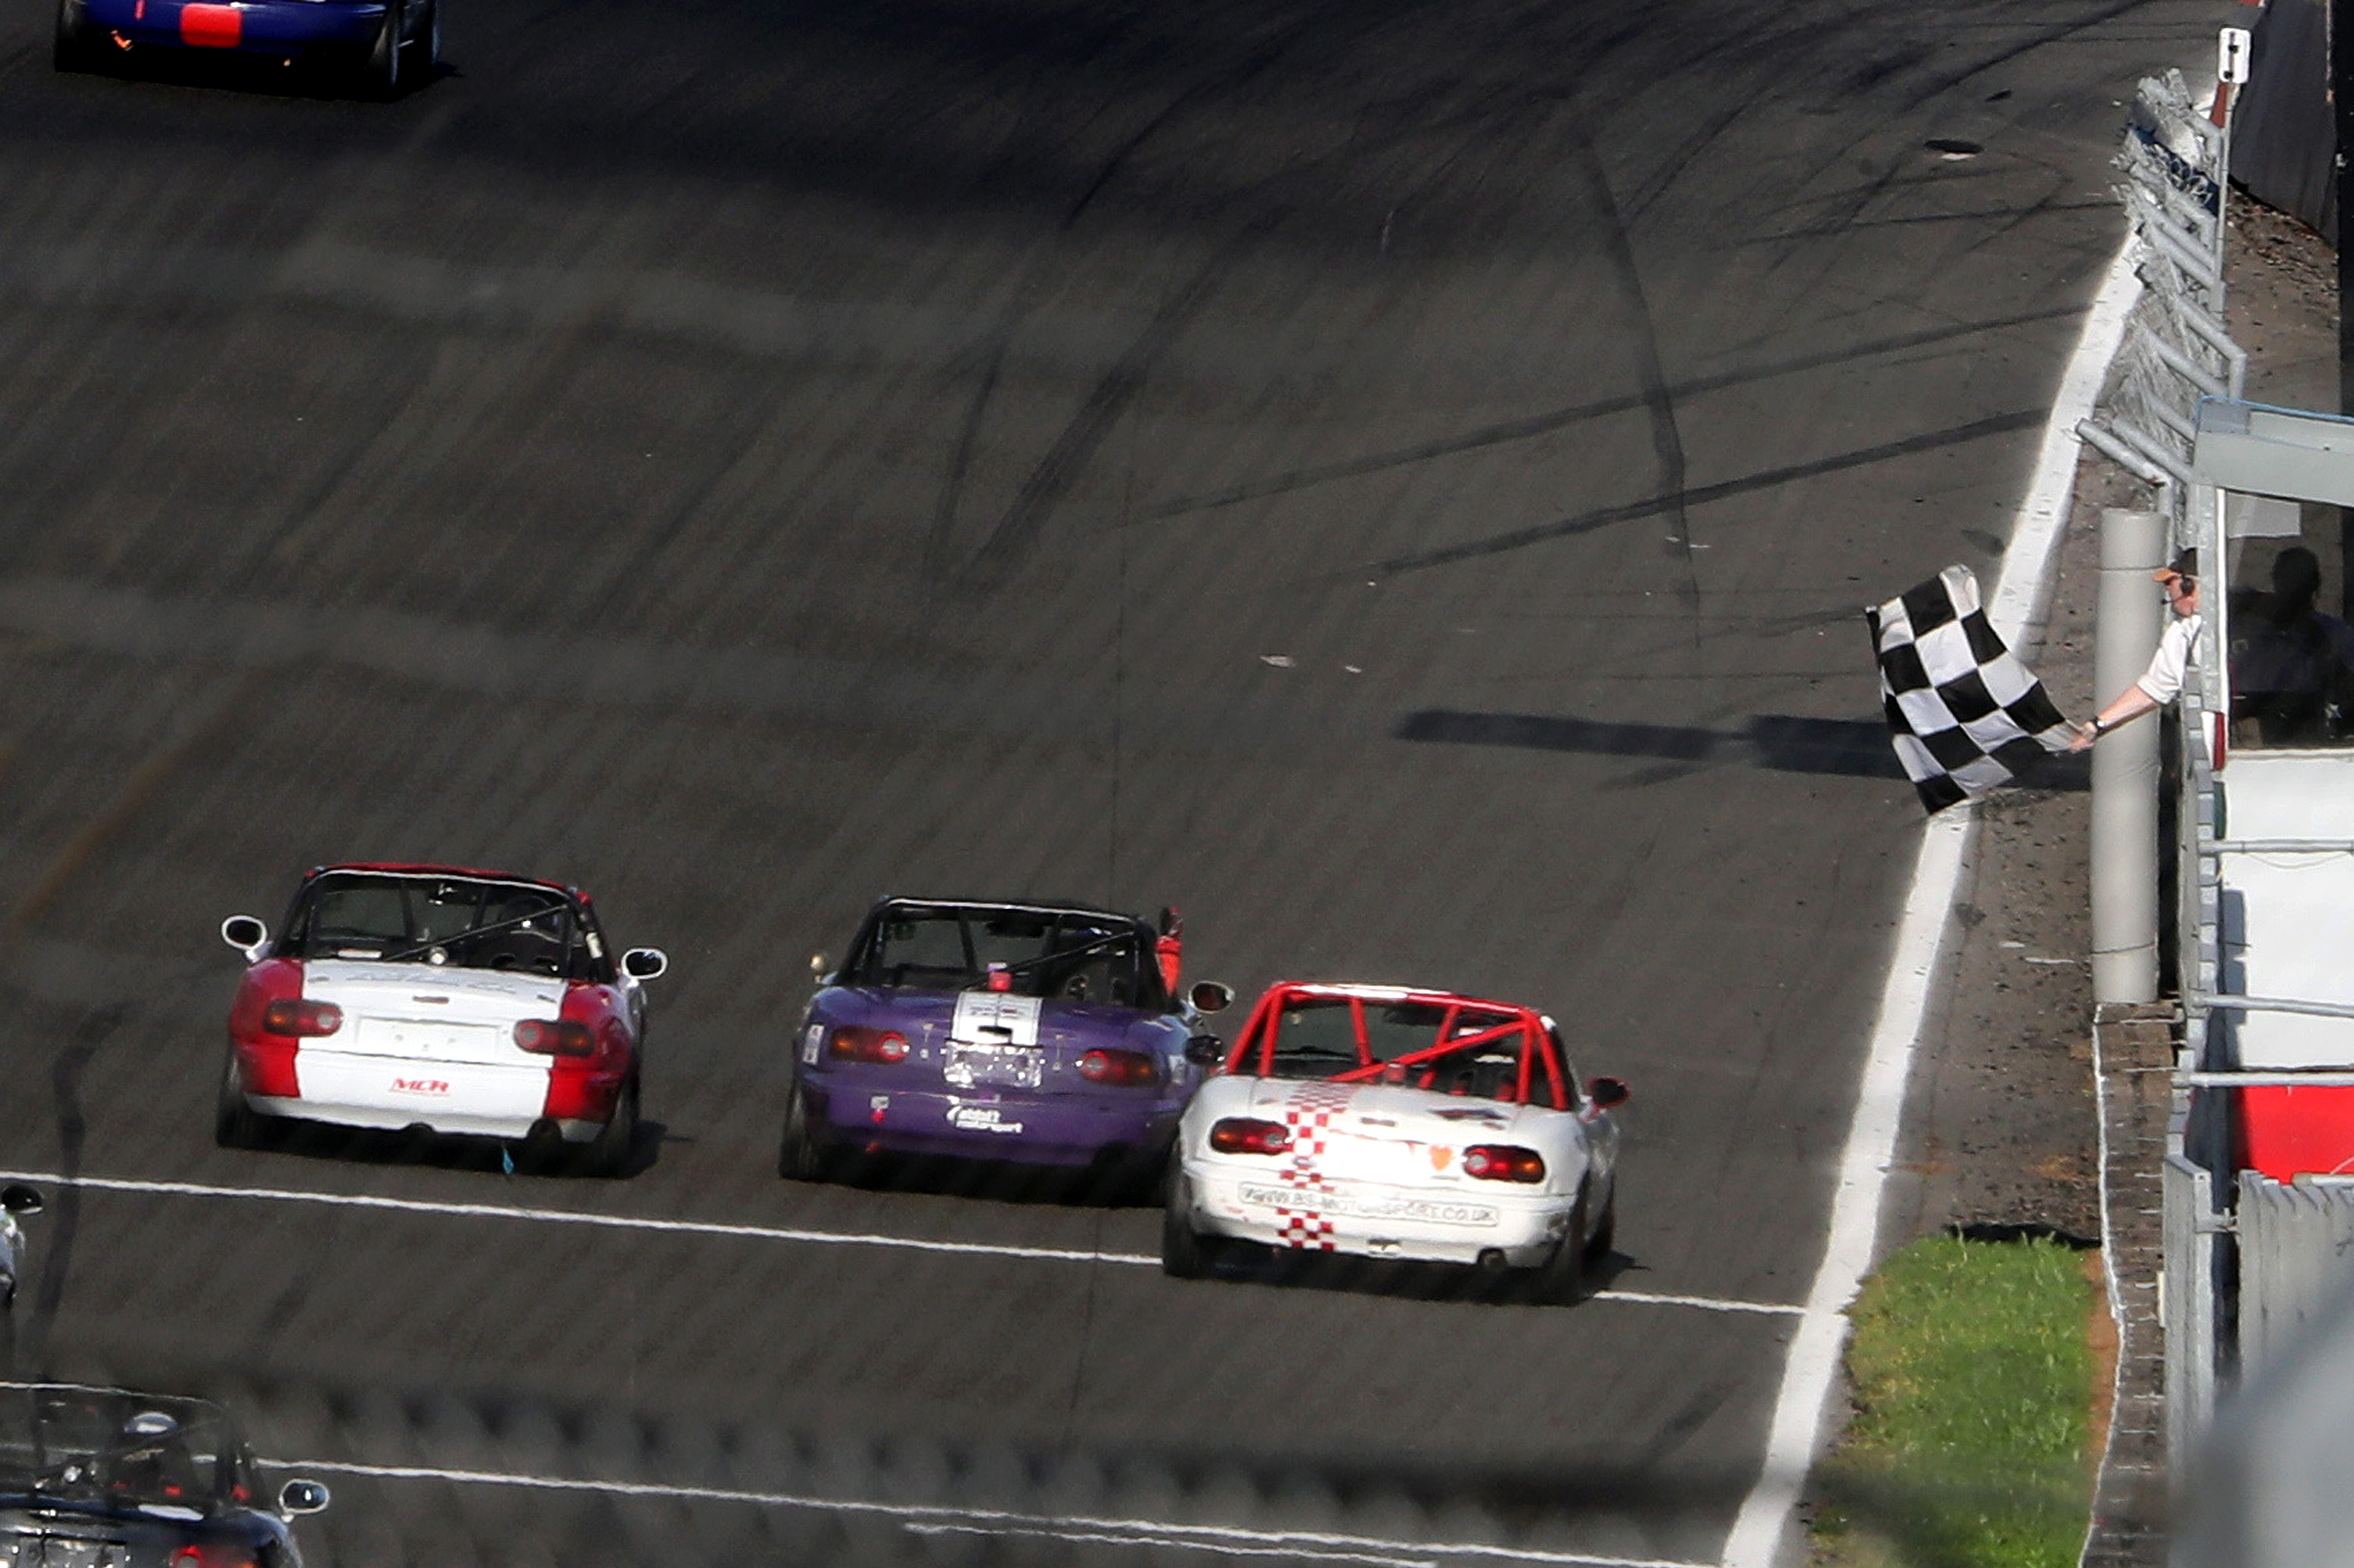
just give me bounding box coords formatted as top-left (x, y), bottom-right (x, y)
top-left (1077, 1048), bottom-right (1160, 1087)
top-left (1208, 1117), bottom-right (1292, 1156)
top-left (260, 998), bottom-right (342, 1038)
top-left (829, 1026), bottom-right (911, 1064)
top-left (513, 1019), bottom-right (595, 1056)
top-left (1462, 1145), bottom-right (1546, 1183)
top-left (173, 1547), bottom-right (258, 1568)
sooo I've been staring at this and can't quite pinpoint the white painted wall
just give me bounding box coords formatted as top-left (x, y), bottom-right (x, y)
top-left (2219, 750), bottom-right (2354, 1067)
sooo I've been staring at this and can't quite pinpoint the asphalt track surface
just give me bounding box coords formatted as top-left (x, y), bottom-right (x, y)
top-left (0, 0), bottom-right (2221, 1563)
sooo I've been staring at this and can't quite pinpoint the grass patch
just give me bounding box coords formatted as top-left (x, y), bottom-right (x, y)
top-left (1810, 1234), bottom-right (2098, 1568)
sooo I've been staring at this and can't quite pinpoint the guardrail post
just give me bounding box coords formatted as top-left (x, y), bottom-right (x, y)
top-left (2164, 1152), bottom-right (2217, 1486)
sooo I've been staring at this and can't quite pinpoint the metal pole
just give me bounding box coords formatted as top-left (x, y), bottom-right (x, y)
top-left (2095, 507), bottom-right (2166, 1002)
top-left (2338, 0), bottom-right (2354, 617)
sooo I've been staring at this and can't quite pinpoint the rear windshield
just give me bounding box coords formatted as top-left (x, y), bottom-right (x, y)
top-left (0, 1388), bottom-right (258, 1518)
top-left (844, 905), bottom-right (1163, 1008)
top-left (281, 873), bottom-right (598, 978)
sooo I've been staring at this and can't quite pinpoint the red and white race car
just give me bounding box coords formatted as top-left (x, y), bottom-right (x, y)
top-left (1165, 982), bottom-right (1629, 1301)
top-left (215, 864), bottom-right (668, 1174)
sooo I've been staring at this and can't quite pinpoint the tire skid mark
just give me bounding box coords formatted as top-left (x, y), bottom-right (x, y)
top-left (22, 1006), bottom-right (123, 1379)
top-left (1565, 122), bottom-right (1696, 629)
top-left (927, 329), bottom-right (1013, 585)
top-left (1134, 307), bottom-right (2074, 522)
top-left (1896, 0), bottom-right (2152, 112)
top-left (968, 213), bottom-right (1283, 578)
top-left (1364, 409), bottom-right (2041, 579)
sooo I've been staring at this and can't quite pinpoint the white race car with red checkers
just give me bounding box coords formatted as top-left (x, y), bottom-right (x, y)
top-left (1164, 982), bottom-right (1628, 1300)
top-left (214, 864), bottom-right (668, 1175)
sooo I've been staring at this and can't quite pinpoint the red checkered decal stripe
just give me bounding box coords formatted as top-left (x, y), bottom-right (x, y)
top-left (1273, 1081), bottom-right (1355, 1249)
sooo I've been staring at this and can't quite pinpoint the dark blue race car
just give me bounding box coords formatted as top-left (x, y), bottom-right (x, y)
top-left (0, 1385), bottom-right (333, 1568)
top-left (54, 0), bottom-right (439, 95)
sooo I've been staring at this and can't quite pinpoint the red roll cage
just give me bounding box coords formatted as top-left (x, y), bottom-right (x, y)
top-left (1220, 982), bottom-right (1569, 1110)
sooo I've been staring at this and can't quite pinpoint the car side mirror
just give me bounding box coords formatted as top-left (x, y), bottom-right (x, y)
top-left (0, 1184), bottom-right (41, 1217)
top-left (1587, 1076), bottom-right (1630, 1110)
top-left (1184, 1034), bottom-right (1225, 1066)
top-left (278, 1479), bottom-right (330, 1516)
top-left (1188, 980), bottom-right (1233, 1014)
top-left (622, 948), bottom-right (668, 980)
top-left (220, 916), bottom-right (269, 960)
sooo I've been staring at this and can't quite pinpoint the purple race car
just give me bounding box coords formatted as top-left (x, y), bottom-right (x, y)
top-left (779, 897), bottom-right (1232, 1191)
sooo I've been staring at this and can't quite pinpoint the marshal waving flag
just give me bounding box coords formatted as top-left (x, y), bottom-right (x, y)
top-left (1868, 565), bottom-right (2076, 813)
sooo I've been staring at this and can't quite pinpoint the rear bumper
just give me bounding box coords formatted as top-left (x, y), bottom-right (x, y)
top-left (1179, 1165), bottom-right (1574, 1266)
top-left (253, 1048), bottom-right (608, 1142)
top-left (248, 1097), bottom-right (606, 1144)
top-left (81, 0), bottom-right (384, 53)
top-left (808, 1083), bottom-right (1178, 1166)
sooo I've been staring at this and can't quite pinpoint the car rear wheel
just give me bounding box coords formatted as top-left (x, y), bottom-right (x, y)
top-left (776, 1085), bottom-right (833, 1182)
top-left (578, 1075), bottom-right (639, 1177)
top-left (53, 0), bottom-right (102, 73)
top-left (214, 1055), bottom-right (270, 1150)
top-left (1582, 1188), bottom-right (1616, 1269)
top-left (398, 0), bottom-right (437, 81)
top-left (1160, 1179), bottom-right (1220, 1278)
top-left (1528, 1190), bottom-right (1599, 1306)
top-left (359, 0), bottom-right (402, 96)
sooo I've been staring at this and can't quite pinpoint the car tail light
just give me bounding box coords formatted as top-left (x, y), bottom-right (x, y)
top-left (514, 1019), bottom-right (595, 1056)
top-left (829, 1026), bottom-right (911, 1064)
top-left (1462, 1144), bottom-right (1546, 1183)
top-left (171, 1546), bottom-right (258, 1568)
top-left (259, 998), bottom-right (342, 1038)
top-left (1077, 1048), bottom-right (1160, 1087)
top-left (1208, 1117), bottom-right (1291, 1156)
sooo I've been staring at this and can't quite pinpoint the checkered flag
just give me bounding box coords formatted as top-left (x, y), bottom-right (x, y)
top-left (1868, 565), bottom-right (2076, 813)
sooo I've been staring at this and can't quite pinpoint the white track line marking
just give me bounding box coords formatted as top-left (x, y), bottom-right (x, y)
top-left (1715, 237), bottom-right (2142, 1568)
top-left (0, 1168), bottom-right (1133, 1266)
top-left (0, 1168), bottom-right (1792, 1317)
top-left (263, 1459), bottom-right (1712, 1568)
top-left (1602, 1290), bottom-right (1799, 1317)
top-left (905, 1521), bottom-right (1439, 1566)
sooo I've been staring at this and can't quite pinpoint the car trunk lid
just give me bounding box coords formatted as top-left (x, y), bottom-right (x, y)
top-left (843, 987), bottom-right (1159, 1093)
top-left (301, 961), bottom-right (562, 1066)
top-left (1245, 1080), bottom-right (1525, 1184)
